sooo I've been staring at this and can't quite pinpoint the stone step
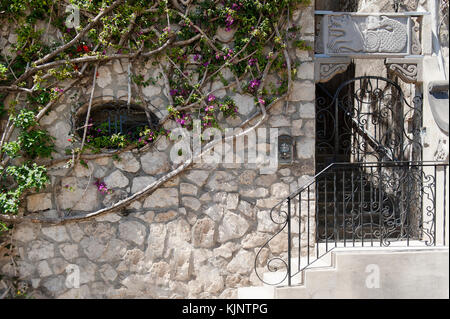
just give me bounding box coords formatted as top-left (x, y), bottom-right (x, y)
top-left (261, 245), bottom-right (335, 286)
top-left (275, 246), bottom-right (449, 299)
top-left (237, 286), bottom-right (276, 299)
top-left (238, 243), bottom-right (448, 299)
top-left (238, 247), bottom-right (335, 299)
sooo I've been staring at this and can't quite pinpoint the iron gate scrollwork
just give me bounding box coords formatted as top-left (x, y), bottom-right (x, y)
top-left (317, 76), bottom-right (423, 165)
top-left (254, 161), bottom-right (447, 286)
top-left (254, 76), bottom-right (447, 287)
top-left (316, 76), bottom-right (424, 242)
top-left (316, 162), bottom-right (437, 245)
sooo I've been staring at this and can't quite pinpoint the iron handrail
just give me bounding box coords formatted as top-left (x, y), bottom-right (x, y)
top-left (255, 160), bottom-right (449, 286)
top-left (287, 160), bottom-right (447, 201)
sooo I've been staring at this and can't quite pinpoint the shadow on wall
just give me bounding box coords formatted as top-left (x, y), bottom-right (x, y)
top-left (315, 0), bottom-right (359, 11)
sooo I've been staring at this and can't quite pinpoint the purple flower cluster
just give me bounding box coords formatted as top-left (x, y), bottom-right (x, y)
top-left (176, 113), bottom-right (191, 126)
top-left (170, 88), bottom-right (189, 97)
top-left (231, 3), bottom-right (241, 10)
top-left (94, 180), bottom-right (112, 195)
top-left (225, 14), bottom-right (235, 31)
top-left (52, 87), bottom-right (64, 93)
top-left (138, 130), bottom-right (157, 145)
top-left (215, 49), bottom-right (234, 61)
top-left (225, 3), bottom-right (242, 31)
top-left (249, 58), bottom-right (257, 66)
top-left (248, 78), bottom-right (261, 92)
top-left (146, 130), bottom-right (155, 141)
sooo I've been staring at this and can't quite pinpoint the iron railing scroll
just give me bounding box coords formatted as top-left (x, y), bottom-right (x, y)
top-left (255, 161), bottom-right (448, 286)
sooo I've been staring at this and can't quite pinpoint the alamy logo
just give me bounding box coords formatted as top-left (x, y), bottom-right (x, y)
top-left (65, 5), bottom-right (80, 29)
top-left (167, 120), bottom-right (279, 174)
top-left (65, 264), bottom-right (80, 289)
top-left (365, 264), bottom-right (380, 289)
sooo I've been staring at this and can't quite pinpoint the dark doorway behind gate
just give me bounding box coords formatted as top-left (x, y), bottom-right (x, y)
top-left (315, 63), bottom-right (356, 171)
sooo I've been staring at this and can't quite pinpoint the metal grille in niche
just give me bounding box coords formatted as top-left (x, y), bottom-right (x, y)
top-left (75, 102), bottom-right (160, 146)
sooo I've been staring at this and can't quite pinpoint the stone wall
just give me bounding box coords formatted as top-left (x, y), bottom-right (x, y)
top-left (357, 0), bottom-right (428, 12)
top-left (315, 0), bottom-right (358, 11)
top-left (0, 3), bottom-right (317, 298)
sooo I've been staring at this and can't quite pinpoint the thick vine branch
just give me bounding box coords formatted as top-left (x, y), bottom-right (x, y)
top-left (31, 0), bottom-right (125, 68)
top-left (77, 64), bottom-right (98, 162)
top-left (0, 0), bottom-right (307, 228)
top-left (0, 86), bottom-right (33, 93)
top-left (0, 101), bottom-right (269, 225)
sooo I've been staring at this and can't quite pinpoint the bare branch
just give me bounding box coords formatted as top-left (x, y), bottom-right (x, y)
top-left (275, 23), bottom-right (292, 114)
top-left (118, 13), bottom-right (138, 48)
top-left (174, 11), bottom-right (223, 54)
top-left (14, 53), bottom-right (135, 83)
top-left (0, 85), bottom-right (33, 93)
top-left (159, 62), bottom-right (174, 105)
top-left (31, 0), bottom-right (125, 68)
top-left (141, 39), bottom-right (173, 57)
top-left (77, 64), bottom-right (98, 162)
top-left (172, 34), bottom-right (201, 46)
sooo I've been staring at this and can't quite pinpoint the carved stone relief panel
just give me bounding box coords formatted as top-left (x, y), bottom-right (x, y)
top-left (316, 12), bottom-right (426, 58)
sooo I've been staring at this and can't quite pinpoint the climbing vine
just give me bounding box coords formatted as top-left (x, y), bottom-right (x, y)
top-left (0, 0), bottom-right (311, 232)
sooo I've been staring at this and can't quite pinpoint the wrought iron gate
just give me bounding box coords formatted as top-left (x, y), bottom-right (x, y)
top-left (316, 76), bottom-right (423, 166)
top-left (255, 75), bottom-right (448, 286)
top-left (315, 76), bottom-right (424, 242)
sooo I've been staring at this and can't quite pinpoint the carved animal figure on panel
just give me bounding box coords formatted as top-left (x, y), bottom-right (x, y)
top-left (327, 14), bottom-right (365, 53)
top-left (364, 16), bottom-right (408, 53)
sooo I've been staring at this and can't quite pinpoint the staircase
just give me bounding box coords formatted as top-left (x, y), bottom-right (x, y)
top-left (239, 244), bottom-right (449, 299)
top-left (249, 161), bottom-right (448, 291)
top-left (242, 76), bottom-right (449, 298)
top-left (243, 160), bottom-right (448, 298)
